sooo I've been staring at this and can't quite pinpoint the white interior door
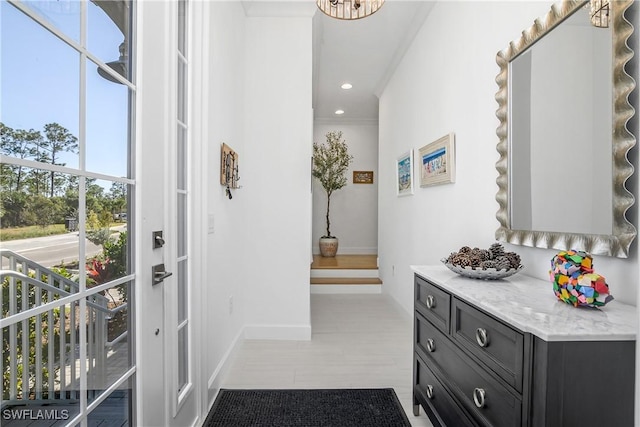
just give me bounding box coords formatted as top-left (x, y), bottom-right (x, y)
top-left (136, 1), bottom-right (198, 426)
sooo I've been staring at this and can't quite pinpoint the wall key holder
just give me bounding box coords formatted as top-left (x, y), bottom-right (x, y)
top-left (220, 143), bottom-right (240, 199)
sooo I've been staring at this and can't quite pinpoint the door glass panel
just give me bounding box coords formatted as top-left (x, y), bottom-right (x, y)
top-left (178, 260), bottom-right (187, 323)
top-left (177, 126), bottom-right (187, 191)
top-left (86, 59), bottom-right (130, 177)
top-left (85, 178), bottom-right (127, 277)
top-left (86, 282), bottom-right (131, 404)
top-left (87, 386), bottom-right (132, 425)
top-left (0, 169), bottom-right (81, 280)
top-left (2, 306), bottom-right (82, 422)
top-left (175, 0), bottom-right (190, 405)
top-left (177, 60), bottom-right (187, 123)
top-left (83, 178), bottom-right (129, 283)
top-left (178, 326), bottom-right (188, 391)
top-left (177, 192), bottom-right (187, 257)
top-left (178, 0), bottom-right (187, 56)
top-left (21, 0), bottom-right (81, 42)
top-left (84, 179), bottom-right (129, 282)
top-left (1, 1), bottom-right (134, 424)
top-left (1, 2), bottom-right (80, 171)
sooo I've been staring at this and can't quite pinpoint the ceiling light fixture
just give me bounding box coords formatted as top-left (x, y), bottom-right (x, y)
top-left (341, 83), bottom-right (353, 90)
top-left (335, 110), bottom-right (345, 115)
top-left (316, 0), bottom-right (384, 20)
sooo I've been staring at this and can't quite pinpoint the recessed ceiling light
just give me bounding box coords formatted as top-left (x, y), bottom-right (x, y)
top-left (335, 110), bottom-right (345, 115)
top-left (341, 83), bottom-right (353, 90)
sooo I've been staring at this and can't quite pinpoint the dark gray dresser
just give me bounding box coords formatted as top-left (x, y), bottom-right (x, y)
top-left (412, 266), bottom-right (637, 427)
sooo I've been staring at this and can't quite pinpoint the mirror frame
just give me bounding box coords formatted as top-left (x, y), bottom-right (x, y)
top-left (495, 0), bottom-right (637, 257)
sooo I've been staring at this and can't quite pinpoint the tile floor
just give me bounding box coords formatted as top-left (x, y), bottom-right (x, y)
top-left (221, 294), bottom-right (433, 427)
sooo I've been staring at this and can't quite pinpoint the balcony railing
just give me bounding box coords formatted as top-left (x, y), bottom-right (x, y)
top-left (1, 249), bottom-right (127, 408)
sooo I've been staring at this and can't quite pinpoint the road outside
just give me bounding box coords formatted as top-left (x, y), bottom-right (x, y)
top-left (1, 225), bottom-right (126, 268)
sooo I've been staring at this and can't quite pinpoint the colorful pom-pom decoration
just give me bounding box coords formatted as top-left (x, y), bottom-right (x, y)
top-left (549, 250), bottom-right (613, 308)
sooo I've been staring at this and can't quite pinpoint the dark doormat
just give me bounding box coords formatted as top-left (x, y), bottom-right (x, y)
top-left (203, 388), bottom-right (412, 427)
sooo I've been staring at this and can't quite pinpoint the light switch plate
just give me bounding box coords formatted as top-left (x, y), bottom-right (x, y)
top-left (208, 214), bottom-right (215, 234)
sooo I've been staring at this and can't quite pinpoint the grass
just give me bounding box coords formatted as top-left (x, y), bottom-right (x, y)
top-left (0, 224), bottom-right (69, 241)
top-left (1, 222), bottom-right (125, 242)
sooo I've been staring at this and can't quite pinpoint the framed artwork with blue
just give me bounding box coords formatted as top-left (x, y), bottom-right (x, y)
top-left (419, 133), bottom-right (455, 187)
top-left (396, 150), bottom-right (414, 196)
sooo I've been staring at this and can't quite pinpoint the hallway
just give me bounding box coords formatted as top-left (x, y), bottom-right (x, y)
top-left (221, 294), bottom-right (432, 426)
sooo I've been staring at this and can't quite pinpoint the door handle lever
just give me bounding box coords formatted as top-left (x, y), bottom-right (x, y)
top-left (152, 263), bottom-right (173, 285)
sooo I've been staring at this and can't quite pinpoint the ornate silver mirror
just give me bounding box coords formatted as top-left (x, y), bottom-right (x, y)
top-left (495, 0), bottom-right (636, 257)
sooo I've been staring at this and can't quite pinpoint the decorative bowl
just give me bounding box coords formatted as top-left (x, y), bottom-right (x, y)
top-left (441, 258), bottom-right (524, 280)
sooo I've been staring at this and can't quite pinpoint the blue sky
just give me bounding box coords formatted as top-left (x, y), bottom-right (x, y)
top-left (1, 0), bottom-right (130, 180)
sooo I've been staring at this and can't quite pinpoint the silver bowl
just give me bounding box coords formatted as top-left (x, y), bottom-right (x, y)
top-left (440, 258), bottom-right (524, 280)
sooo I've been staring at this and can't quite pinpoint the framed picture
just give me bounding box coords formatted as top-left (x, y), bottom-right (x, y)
top-left (353, 171), bottom-right (374, 184)
top-left (396, 150), bottom-right (414, 196)
top-left (419, 133), bottom-right (455, 187)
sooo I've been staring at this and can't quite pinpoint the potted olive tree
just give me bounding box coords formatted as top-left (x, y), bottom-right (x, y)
top-left (312, 131), bottom-right (353, 257)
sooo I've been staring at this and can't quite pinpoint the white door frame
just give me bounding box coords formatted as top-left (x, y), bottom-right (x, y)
top-left (134, 1), bottom-right (204, 425)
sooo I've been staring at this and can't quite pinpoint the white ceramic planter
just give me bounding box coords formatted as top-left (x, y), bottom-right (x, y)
top-left (319, 237), bottom-right (338, 257)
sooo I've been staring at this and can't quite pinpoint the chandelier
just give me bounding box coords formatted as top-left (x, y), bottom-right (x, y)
top-left (316, 0), bottom-right (384, 20)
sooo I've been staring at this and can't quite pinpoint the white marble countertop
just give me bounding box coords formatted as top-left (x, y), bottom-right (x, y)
top-left (411, 265), bottom-right (638, 342)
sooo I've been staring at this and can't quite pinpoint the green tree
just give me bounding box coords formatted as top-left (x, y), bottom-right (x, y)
top-left (109, 181), bottom-right (127, 218)
top-left (312, 131), bottom-right (353, 237)
top-left (40, 123), bottom-right (79, 198)
top-left (25, 195), bottom-right (57, 228)
top-left (61, 183), bottom-right (79, 219)
top-left (0, 190), bottom-right (29, 227)
top-left (0, 123), bottom-right (41, 192)
top-left (86, 179), bottom-right (106, 215)
top-left (25, 151), bottom-right (49, 196)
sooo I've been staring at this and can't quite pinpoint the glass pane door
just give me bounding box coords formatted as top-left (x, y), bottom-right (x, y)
top-left (1, 1), bottom-right (135, 425)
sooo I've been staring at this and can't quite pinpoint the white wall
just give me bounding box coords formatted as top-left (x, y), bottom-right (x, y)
top-left (205, 0), bottom-right (248, 398)
top-left (243, 11), bottom-right (314, 340)
top-left (205, 0), bottom-right (314, 357)
top-left (203, 2), bottom-right (315, 412)
top-left (379, 2), bottom-right (639, 423)
top-left (379, 0), bottom-right (638, 311)
top-left (312, 121), bottom-right (379, 254)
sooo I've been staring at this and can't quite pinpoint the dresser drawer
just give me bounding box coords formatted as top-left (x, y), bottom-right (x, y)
top-left (415, 275), bottom-right (450, 333)
top-left (452, 298), bottom-right (524, 392)
top-left (416, 313), bottom-right (522, 427)
top-left (414, 354), bottom-right (478, 427)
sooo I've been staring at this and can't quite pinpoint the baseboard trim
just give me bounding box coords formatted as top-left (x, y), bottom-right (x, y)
top-left (244, 324), bottom-right (312, 341)
top-left (207, 327), bottom-right (245, 408)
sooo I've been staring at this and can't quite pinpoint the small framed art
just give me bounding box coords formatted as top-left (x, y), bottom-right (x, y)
top-left (353, 171), bottom-right (374, 184)
top-left (396, 150), bottom-right (414, 196)
top-left (419, 133), bottom-right (455, 187)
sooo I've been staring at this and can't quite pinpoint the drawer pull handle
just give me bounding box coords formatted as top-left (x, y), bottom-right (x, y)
top-left (475, 328), bottom-right (489, 347)
top-left (426, 338), bottom-right (436, 353)
top-left (426, 385), bottom-right (434, 399)
top-left (473, 388), bottom-right (486, 408)
top-left (425, 295), bottom-right (436, 309)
